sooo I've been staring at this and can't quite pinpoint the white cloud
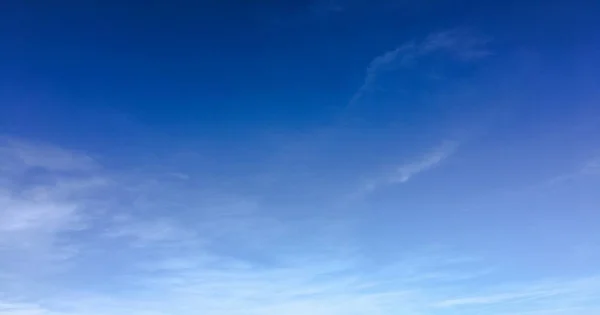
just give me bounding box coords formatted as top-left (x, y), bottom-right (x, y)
top-left (356, 140), bottom-right (459, 197)
top-left (391, 140), bottom-right (459, 184)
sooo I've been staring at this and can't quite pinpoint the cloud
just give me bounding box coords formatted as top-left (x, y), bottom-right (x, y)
top-left (531, 155), bottom-right (600, 189)
top-left (0, 193), bottom-right (80, 241)
top-left (435, 276), bottom-right (600, 311)
top-left (582, 157), bottom-right (600, 175)
top-left (357, 140), bottom-right (459, 196)
top-left (420, 30), bottom-right (492, 60)
top-left (0, 300), bottom-right (56, 315)
top-left (0, 136), bottom-right (97, 173)
top-left (5, 247), bottom-right (600, 315)
top-left (391, 140), bottom-right (459, 183)
top-left (2, 137), bottom-right (600, 315)
top-left (1, 249), bottom-right (460, 315)
top-left (349, 29), bottom-right (491, 107)
top-left (104, 216), bottom-right (199, 247)
top-left (0, 138), bottom-right (103, 253)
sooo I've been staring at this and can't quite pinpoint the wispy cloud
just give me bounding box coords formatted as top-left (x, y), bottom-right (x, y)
top-left (0, 138), bottom-right (102, 253)
top-left (2, 138), bottom-right (599, 315)
top-left (582, 156), bottom-right (600, 175)
top-left (0, 192), bottom-right (77, 232)
top-left (4, 246), bottom-right (600, 315)
top-left (420, 30), bottom-right (492, 60)
top-left (340, 30), bottom-right (487, 199)
top-left (104, 216), bottom-right (199, 247)
top-left (391, 140), bottom-right (459, 184)
top-left (0, 136), bottom-right (97, 173)
top-left (531, 155), bottom-right (600, 189)
top-left (435, 276), bottom-right (600, 311)
top-left (349, 29), bottom-right (491, 107)
top-left (357, 140), bottom-right (459, 196)
top-left (0, 300), bottom-right (56, 315)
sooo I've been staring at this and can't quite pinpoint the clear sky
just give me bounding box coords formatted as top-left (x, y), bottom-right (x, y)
top-left (1, 1), bottom-right (600, 314)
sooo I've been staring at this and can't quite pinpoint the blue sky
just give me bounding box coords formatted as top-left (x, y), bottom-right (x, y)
top-left (1, 0), bottom-right (600, 314)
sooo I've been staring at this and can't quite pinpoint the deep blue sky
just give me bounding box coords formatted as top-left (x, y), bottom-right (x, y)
top-left (1, 1), bottom-right (600, 315)
top-left (3, 0), bottom-right (597, 137)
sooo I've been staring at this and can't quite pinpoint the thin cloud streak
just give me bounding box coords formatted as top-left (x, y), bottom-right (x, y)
top-left (356, 140), bottom-right (459, 197)
top-left (436, 276), bottom-right (600, 310)
top-left (391, 140), bottom-right (459, 184)
top-left (349, 29), bottom-right (491, 108)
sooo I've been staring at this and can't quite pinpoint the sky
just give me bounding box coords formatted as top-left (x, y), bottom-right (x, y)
top-left (1, 0), bottom-right (600, 314)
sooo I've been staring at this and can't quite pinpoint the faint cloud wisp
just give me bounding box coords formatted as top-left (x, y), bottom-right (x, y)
top-left (349, 29), bottom-right (491, 108)
top-left (358, 140), bottom-right (459, 197)
top-left (391, 140), bottom-right (459, 184)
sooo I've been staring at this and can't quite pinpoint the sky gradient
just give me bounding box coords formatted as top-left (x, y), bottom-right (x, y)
top-left (1, 0), bottom-right (600, 314)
